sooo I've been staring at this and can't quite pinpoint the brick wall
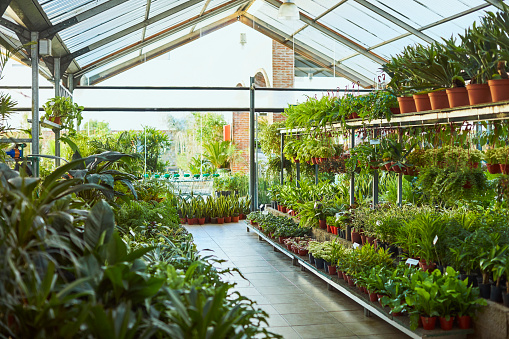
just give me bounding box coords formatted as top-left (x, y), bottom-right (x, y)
top-left (231, 40), bottom-right (294, 173)
top-left (271, 40), bottom-right (293, 122)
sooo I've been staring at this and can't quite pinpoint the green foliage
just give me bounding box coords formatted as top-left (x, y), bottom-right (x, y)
top-left (203, 141), bottom-right (237, 169)
top-left (42, 96), bottom-right (84, 135)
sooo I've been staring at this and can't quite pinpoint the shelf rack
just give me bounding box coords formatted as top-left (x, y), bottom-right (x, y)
top-left (27, 118), bottom-right (62, 168)
top-left (244, 220), bottom-right (473, 339)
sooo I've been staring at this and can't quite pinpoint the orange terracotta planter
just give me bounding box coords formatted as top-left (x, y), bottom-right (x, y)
top-left (489, 79), bottom-right (509, 102)
top-left (397, 96), bottom-right (416, 114)
top-left (428, 90), bottom-right (449, 110)
top-left (466, 83), bottom-right (492, 105)
top-left (413, 93), bottom-right (432, 112)
top-left (446, 87), bottom-right (469, 107)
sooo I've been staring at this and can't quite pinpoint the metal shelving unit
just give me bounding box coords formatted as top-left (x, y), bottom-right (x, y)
top-left (245, 220), bottom-right (474, 339)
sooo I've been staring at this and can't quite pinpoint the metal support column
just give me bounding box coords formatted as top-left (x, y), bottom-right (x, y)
top-left (372, 130), bottom-right (379, 207)
top-left (349, 130), bottom-right (355, 206)
top-left (296, 162), bottom-right (300, 187)
top-left (397, 131), bottom-right (403, 207)
top-left (54, 57), bottom-right (61, 167)
top-left (69, 74), bottom-right (78, 132)
top-left (31, 31), bottom-right (39, 177)
top-left (249, 76), bottom-right (256, 211)
top-left (280, 133), bottom-right (284, 185)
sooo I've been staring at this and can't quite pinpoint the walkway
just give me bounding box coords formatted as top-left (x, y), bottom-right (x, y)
top-left (185, 221), bottom-right (410, 339)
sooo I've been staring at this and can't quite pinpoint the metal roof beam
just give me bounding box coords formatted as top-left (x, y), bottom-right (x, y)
top-left (61, 0), bottom-right (206, 65)
top-left (139, 0), bottom-right (152, 55)
top-left (74, 0), bottom-right (247, 77)
top-left (88, 15), bottom-right (238, 85)
top-left (190, 0), bottom-right (212, 33)
top-left (39, 0), bottom-right (131, 39)
top-left (0, 0), bottom-right (12, 18)
top-left (484, 0), bottom-right (505, 10)
top-left (264, 0), bottom-right (386, 65)
top-left (240, 13), bottom-right (373, 87)
top-left (353, 0), bottom-right (435, 44)
top-left (338, 3), bottom-right (490, 62)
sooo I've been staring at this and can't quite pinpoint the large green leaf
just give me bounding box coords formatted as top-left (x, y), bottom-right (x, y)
top-left (84, 200), bottom-right (115, 250)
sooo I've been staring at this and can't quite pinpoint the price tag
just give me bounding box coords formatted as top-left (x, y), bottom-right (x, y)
top-left (433, 235), bottom-right (438, 245)
top-left (259, 204), bottom-right (265, 209)
top-left (262, 210), bottom-right (269, 215)
top-left (353, 242), bottom-right (360, 249)
top-left (405, 258), bottom-right (419, 266)
top-left (370, 139), bottom-right (380, 145)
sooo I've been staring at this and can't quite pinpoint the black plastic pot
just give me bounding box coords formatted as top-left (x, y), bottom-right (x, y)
top-left (346, 225), bottom-right (352, 242)
top-left (490, 284), bottom-right (503, 303)
top-left (315, 258), bottom-right (325, 269)
top-left (324, 260), bottom-right (331, 273)
top-left (388, 244), bottom-right (398, 257)
top-left (503, 291), bottom-right (509, 307)
top-left (479, 283), bottom-right (491, 299)
top-left (309, 253), bottom-right (315, 265)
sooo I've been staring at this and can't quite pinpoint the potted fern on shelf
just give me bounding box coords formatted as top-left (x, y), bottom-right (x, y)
top-left (42, 96), bottom-right (84, 134)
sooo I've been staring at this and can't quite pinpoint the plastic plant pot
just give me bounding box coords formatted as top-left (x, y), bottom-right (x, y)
top-left (154, 174), bottom-right (160, 178)
top-left (164, 173), bottom-right (170, 178)
top-left (143, 174), bottom-right (149, 178)
top-left (184, 174), bottom-right (190, 178)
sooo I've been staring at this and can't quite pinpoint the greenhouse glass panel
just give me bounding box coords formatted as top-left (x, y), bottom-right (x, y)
top-left (144, 3), bottom-right (205, 37)
top-left (59, 2), bottom-right (146, 52)
top-left (368, 35), bottom-right (428, 59)
top-left (248, 1), bottom-right (306, 36)
top-left (149, 0), bottom-right (187, 17)
top-left (83, 51), bottom-right (141, 78)
top-left (341, 54), bottom-right (385, 82)
top-left (139, 29), bottom-right (196, 55)
top-left (75, 30), bottom-right (142, 66)
top-left (421, 5), bottom-right (500, 41)
top-left (193, 8), bottom-right (238, 31)
top-left (207, 0), bottom-right (240, 12)
top-left (295, 27), bottom-right (357, 60)
top-left (320, 1), bottom-right (407, 48)
top-left (38, 0), bottom-right (106, 24)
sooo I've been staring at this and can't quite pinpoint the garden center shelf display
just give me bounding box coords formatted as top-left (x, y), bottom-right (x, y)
top-left (248, 8), bottom-right (509, 335)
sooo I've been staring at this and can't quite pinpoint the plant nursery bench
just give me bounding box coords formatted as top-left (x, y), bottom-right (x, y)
top-left (245, 221), bottom-right (474, 339)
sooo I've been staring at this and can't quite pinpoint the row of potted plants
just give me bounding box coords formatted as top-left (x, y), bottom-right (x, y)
top-left (178, 194), bottom-right (250, 225)
top-left (382, 4), bottom-right (509, 114)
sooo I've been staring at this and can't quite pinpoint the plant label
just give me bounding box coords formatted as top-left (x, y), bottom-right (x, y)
top-left (433, 235), bottom-right (438, 245)
top-left (353, 242), bottom-right (360, 249)
top-left (262, 210), bottom-right (269, 215)
top-left (370, 139), bottom-right (380, 145)
top-left (405, 258), bottom-right (419, 266)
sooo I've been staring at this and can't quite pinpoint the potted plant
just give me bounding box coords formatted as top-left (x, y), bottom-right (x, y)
top-left (496, 146), bottom-right (509, 174)
top-left (42, 96), bottom-right (84, 134)
top-left (453, 276), bottom-right (487, 329)
top-left (406, 271), bottom-right (442, 330)
top-left (485, 148), bottom-right (501, 174)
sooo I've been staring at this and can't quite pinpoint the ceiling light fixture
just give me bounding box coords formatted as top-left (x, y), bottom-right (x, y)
top-left (278, 0), bottom-right (299, 20)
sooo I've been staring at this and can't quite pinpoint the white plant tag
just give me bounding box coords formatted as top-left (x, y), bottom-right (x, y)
top-left (370, 139), bottom-right (380, 145)
top-left (405, 258), bottom-right (419, 266)
top-left (353, 243), bottom-right (360, 249)
top-left (262, 210), bottom-right (269, 215)
top-left (433, 235), bottom-right (438, 245)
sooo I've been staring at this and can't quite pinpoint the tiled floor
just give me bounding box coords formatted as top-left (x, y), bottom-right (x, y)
top-left (185, 221), bottom-right (411, 339)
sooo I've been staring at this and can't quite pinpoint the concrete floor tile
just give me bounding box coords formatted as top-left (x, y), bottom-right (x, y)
top-left (262, 314), bottom-right (290, 327)
top-left (255, 285), bottom-right (303, 295)
top-left (265, 326), bottom-right (302, 339)
top-left (292, 323), bottom-right (355, 338)
top-left (273, 301), bottom-right (327, 314)
top-left (343, 321), bottom-right (404, 336)
top-left (282, 312), bottom-right (339, 326)
top-left (330, 310), bottom-right (377, 323)
top-left (263, 293), bottom-right (316, 305)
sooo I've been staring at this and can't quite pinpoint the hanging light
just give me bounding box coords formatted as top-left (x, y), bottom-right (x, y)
top-left (278, 0), bottom-right (299, 20)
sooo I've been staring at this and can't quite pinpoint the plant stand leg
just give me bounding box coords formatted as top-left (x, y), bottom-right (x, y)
top-left (327, 283), bottom-right (334, 291)
top-left (364, 308), bottom-right (371, 317)
top-left (273, 246), bottom-right (278, 252)
top-left (292, 257), bottom-right (298, 266)
top-left (258, 235), bottom-right (263, 241)
top-left (300, 264), bottom-right (306, 272)
top-left (246, 226), bottom-right (250, 232)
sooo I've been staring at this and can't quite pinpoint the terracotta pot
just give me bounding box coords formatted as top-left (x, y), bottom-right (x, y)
top-left (326, 224), bottom-right (331, 233)
top-left (366, 236), bottom-right (376, 245)
top-left (351, 231), bottom-right (361, 244)
top-left (232, 216), bottom-right (239, 222)
top-left (446, 87), bottom-right (470, 107)
top-left (360, 234), bottom-right (366, 245)
top-left (384, 163), bottom-right (392, 171)
top-left (439, 316), bottom-right (455, 331)
top-left (49, 116), bottom-right (61, 125)
top-left (390, 107), bottom-right (401, 115)
top-left (180, 217), bottom-right (187, 224)
top-left (281, 206), bottom-right (287, 213)
top-left (457, 315), bottom-right (471, 329)
top-left (501, 164), bottom-right (509, 175)
top-left (211, 217), bottom-right (218, 223)
top-left (413, 93), bottom-right (432, 112)
top-left (369, 291), bottom-right (378, 302)
top-left (328, 265), bottom-right (337, 275)
top-left (319, 219), bottom-right (327, 229)
top-left (421, 316), bottom-right (437, 330)
top-left (342, 271), bottom-right (348, 280)
top-left (463, 181), bottom-right (473, 189)
top-left (239, 213), bottom-right (245, 220)
top-left (391, 310), bottom-right (402, 317)
top-left (298, 248), bottom-right (308, 256)
top-left (397, 96), bottom-right (416, 114)
top-left (377, 293), bottom-right (385, 307)
top-left (217, 217), bottom-right (224, 224)
top-left (467, 83), bottom-right (492, 105)
top-left (488, 163), bottom-right (502, 174)
top-left (347, 276), bottom-right (355, 286)
top-left (293, 157), bottom-right (300, 163)
top-left (489, 79), bottom-right (509, 102)
top-left (278, 236), bottom-right (287, 244)
top-left (428, 90), bottom-right (450, 110)
top-left (198, 217), bottom-right (206, 225)
top-left (224, 216), bottom-right (232, 223)
top-left (187, 218), bottom-right (197, 225)
top-left (391, 162), bottom-right (403, 173)
top-left (348, 112), bottom-right (359, 119)
top-left (363, 286), bottom-right (369, 295)
top-left (337, 270), bottom-right (344, 280)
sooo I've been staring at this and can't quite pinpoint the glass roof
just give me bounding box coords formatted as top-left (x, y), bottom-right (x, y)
top-left (3, 0), bottom-right (506, 85)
